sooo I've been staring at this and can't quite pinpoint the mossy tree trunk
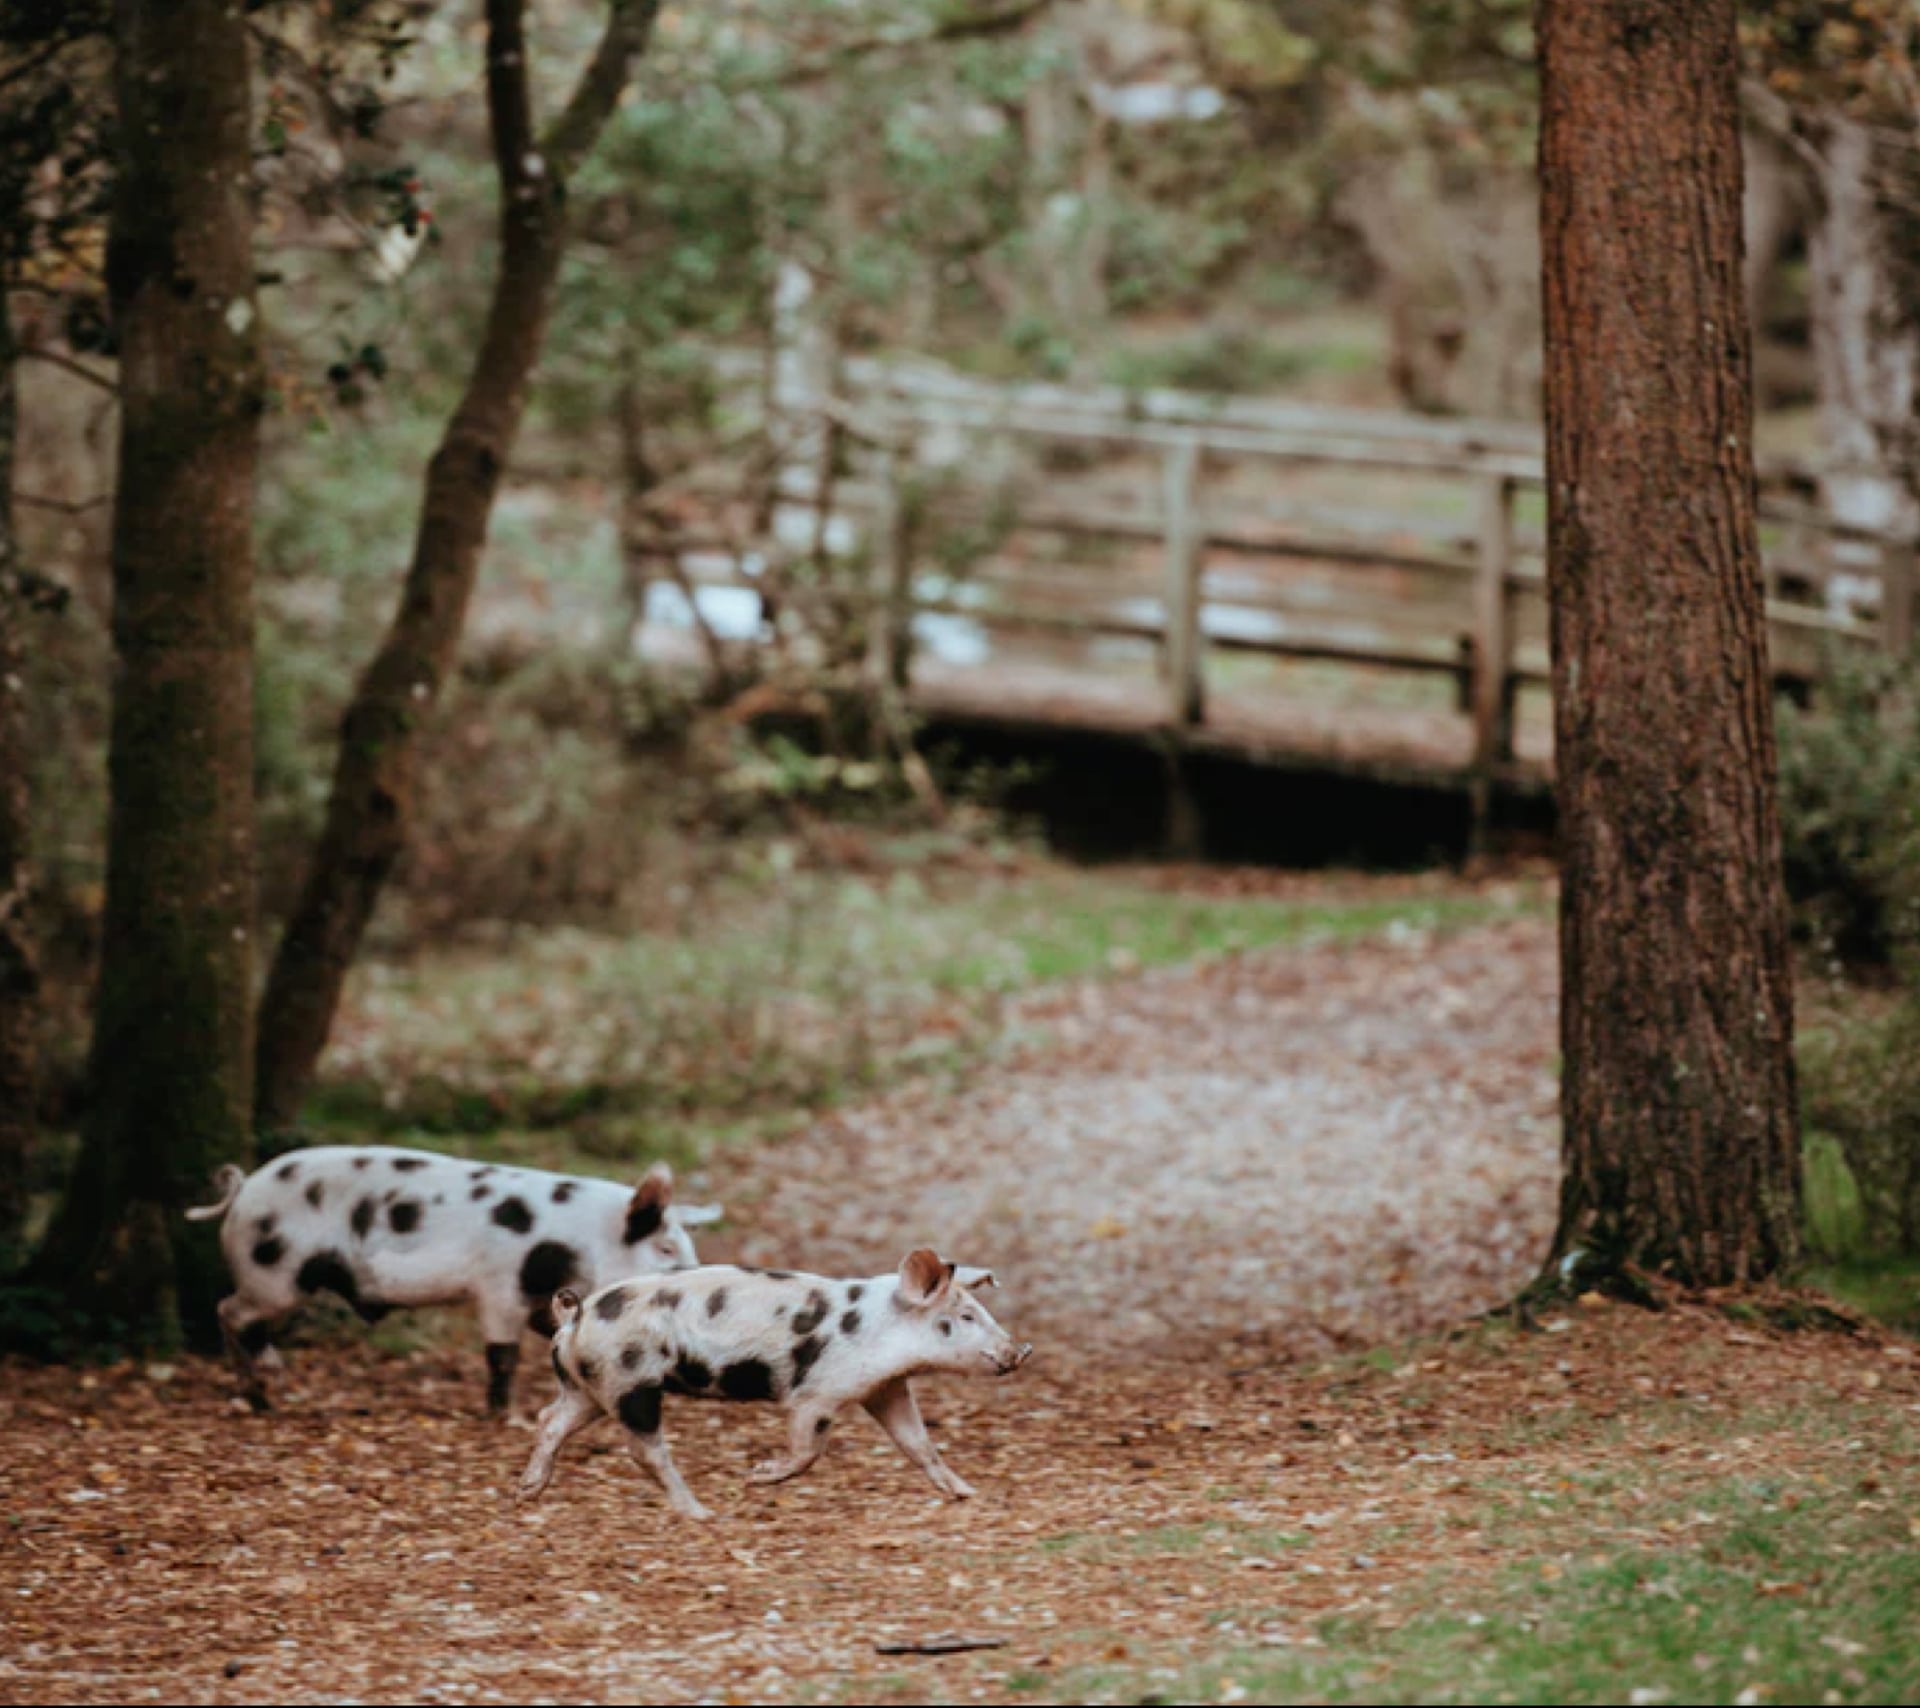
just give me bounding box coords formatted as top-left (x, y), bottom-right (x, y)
top-left (253, 0), bottom-right (660, 1135)
top-left (1537, 0), bottom-right (1802, 1288)
top-left (26, 0), bottom-right (261, 1346)
top-left (0, 283), bottom-right (35, 1255)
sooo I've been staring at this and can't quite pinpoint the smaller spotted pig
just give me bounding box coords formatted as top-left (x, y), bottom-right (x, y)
top-left (186, 1146), bottom-right (721, 1415)
top-left (517, 1249), bottom-right (1033, 1520)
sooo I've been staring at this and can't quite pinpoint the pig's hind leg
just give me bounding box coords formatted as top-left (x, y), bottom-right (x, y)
top-left (517, 1387), bottom-right (600, 1502)
top-left (863, 1378), bottom-right (975, 1500)
top-left (218, 1293), bottom-right (289, 1413)
top-left (477, 1288), bottom-right (529, 1418)
top-left (617, 1384), bottom-right (712, 1521)
top-left (747, 1402), bottom-right (838, 1487)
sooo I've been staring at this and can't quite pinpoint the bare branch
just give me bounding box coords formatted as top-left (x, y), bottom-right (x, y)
top-left (724, 0), bottom-right (1052, 94)
top-left (542, 0), bottom-right (664, 182)
top-left (16, 491), bottom-right (109, 517)
top-left (20, 348), bottom-right (117, 396)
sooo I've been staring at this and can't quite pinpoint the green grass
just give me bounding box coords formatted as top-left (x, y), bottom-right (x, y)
top-left (1034, 1477), bottom-right (1920, 1705)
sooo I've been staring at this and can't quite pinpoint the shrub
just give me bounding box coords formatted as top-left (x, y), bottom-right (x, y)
top-left (1801, 1001), bottom-right (1920, 1258)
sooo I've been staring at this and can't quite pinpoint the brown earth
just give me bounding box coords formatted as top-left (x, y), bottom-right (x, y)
top-left (4, 917), bottom-right (1917, 1705)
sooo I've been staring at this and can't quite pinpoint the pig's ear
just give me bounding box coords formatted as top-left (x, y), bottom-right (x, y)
top-left (954, 1266), bottom-right (998, 1293)
top-left (624, 1163), bottom-right (674, 1243)
top-left (898, 1248), bottom-right (957, 1309)
top-left (676, 1201), bottom-right (724, 1228)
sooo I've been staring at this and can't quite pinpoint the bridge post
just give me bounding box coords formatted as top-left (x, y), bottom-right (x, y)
top-left (1882, 534), bottom-right (1916, 662)
top-left (1469, 473), bottom-right (1515, 860)
top-left (1161, 436), bottom-right (1206, 728)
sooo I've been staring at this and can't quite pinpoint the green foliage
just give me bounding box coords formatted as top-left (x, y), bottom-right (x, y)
top-left (1775, 658), bottom-right (1920, 963)
top-left (1801, 1001), bottom-right (1920, 1256)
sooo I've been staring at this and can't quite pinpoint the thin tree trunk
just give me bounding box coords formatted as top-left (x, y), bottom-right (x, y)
top-left (0, 285), bottom-right (36, 1254)
top-left (28, 0), bottom-right (261, 1344)
top-left (1537, 0), bottom-right (1801, 1288)
top-left (254, 0), bottom-right (660, 1134)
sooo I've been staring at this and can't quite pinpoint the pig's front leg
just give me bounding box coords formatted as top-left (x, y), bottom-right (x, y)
top-left (862, 1378), bottom-right (975, 1501)
top-left (747, 1403), bottom-right (838, 1487)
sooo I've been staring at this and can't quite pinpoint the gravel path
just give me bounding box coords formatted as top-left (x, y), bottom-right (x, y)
top-left (706, 914), bottom-right (1563, 1363)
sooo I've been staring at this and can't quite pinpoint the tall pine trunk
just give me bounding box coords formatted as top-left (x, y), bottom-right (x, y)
top-left (1537, 0), bottom-right (1801, 1287)
top-left (0, 287), bottom-right (35, 1254)
top-left (28, 0), bottom-right (261, 1344)
top-left (253, 0), bottom-right (659, 1135)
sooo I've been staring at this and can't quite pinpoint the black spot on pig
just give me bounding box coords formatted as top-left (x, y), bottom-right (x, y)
top-left (792, 1289), bottom-right (830, 1337)
top-left (471, 1184), bottom-right (491, 1201)
top-left (352, 1156), bottom-right (371, 1170)
top-left (706, 1288), bottom-right (729, 1319)
top-left (527, 1303), bottom-right (558, 1338)
top-left (718, 1359), bottom-right (774, 1403)
top-left (351, 1197), bottom-right (376, 1239)
top-left (252, 1236), bottom-right (285, 1268)
top-left (623, 1200), bottom-right (662, 1245)
top-left (665, 1355), bottom-right (712, 1395)
top-left (649, 1289), bottom-right (683, 1313)
top-left (815, 1416), bottom-right (832, 1436)
top-left (594, 1287), bottom-right (630, 1322)
top-left (617, 1383), bottom-right (663, 1436)
top-left (304, 1181), bottom-right (324, 1210)
top-left (298, 1251), bottom-right (356, 1303)
top-left (492, 1197), bottom-right (534, 1235)
top-left (790, 1334), bottom-right (825, 1390)
top-left (739, 1265), bottom-right (795, 1280)
top-left (620, 1345), bottom-right (642, 1372)
top-left (238, 1322), bottom-right (274, 1357)
top-left (254, 1212), bottom-right (277, 1236)
top-left (471, 1166), bottom-right (495, 1181)
top-left (392, 1157), bottom-right (427, 1172)
top-left (846, 1283), bottom-right (865, 1302)
top-left (578, 1356), bottom-right (599, 1386)
top-left (275, 1159), bottom-right (300, 1182)
top-left (552, 1182), bottom-right (575, 1204)
top-left (389, 1200), bottom-right (422, 1235)
top-left (519, 1241), bottom-right (578, 1301)
top-left (840, 1309), bottom-right (862, 1338)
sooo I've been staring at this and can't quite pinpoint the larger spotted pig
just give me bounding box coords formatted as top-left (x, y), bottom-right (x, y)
top-left (186, 1146), bottom-right (721, 1414)
top-left (517, 1249), bottom-right (1033, 1520)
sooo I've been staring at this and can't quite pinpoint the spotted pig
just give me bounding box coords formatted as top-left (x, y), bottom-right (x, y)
top-left (517, 1249), bottom-right (1033, 1520)
top-left (185, 1146), bottom-right (721, 1414)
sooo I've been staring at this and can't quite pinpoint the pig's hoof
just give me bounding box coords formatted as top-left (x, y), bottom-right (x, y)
top-left (747, 1460), bottom-right (793, 1486)
top-left (940, 1475), bottom-right (977, 1501)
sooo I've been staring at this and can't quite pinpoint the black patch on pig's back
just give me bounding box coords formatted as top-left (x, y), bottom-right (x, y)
top-left (649, 1289), bottom-right (682, 1312)
top-left (551, 1181), bottom-right (575, 1204)
top-left (594, 1286), bottom-right (631, 1322)
top-left (492, 1196), bottom-right (534, 1235)
top-left (251, 1236), bottom-right (285, 1269)
top-left (392, 1156), bottom-right (427, 1172)
top-left (705, 1287), bottom-right (729, 1319)
top-left (617, 1383), bottom-right (663, 1436)
top-left (791, 1289), bottom-right (830, 1337)
top-left (840, 1309), bottom-right (862, 1337)
top-left (350, 1196), bottom-right (376, 1240)
top-left (717, 1359), bottom-right (775, 1403)
top-left (304, 1181), bottom-right (325, 1210)
top-left (790, 1334), bottom-right (826, 1389)
top-left (846, 1283), bottom-right (865, 1302)
top-left (519, 1241), bottom-right (578, 1301)
top-left (275, 1159), bottom-right (300, 1182)
top-left (664, 1355), bottom-right (712, 1395)
top-left (389, 1200), bottom-right (423, 1235)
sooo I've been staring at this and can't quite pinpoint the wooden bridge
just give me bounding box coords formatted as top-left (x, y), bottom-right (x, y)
top-left (632, 355), bottom-right (1915, 846)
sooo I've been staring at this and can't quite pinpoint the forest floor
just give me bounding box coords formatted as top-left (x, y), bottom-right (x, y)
top-left (5, 889), bottom-right (1920, 1705)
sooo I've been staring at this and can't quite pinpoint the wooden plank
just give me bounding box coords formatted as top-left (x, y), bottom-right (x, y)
top-left (1883, 536), bottom-right (1916, 660)
top-left (1162, 437), bottom-right (1205, 727)
top-left (1472, 475), bottom-right (1515, 769)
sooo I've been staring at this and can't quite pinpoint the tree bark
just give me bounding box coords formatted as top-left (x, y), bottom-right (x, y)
top-left (253, 0), bottom-right (660, 1134)
top-left (27, 0), bottom-right (261, 1343)
top-left (1537, 0), bottom-right (1801, 1288)
top-left (0, 282), bottom-right (36, 1254)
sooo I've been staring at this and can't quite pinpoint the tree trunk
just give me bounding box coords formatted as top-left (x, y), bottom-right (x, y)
top-left (253, 0), bottom-right (660, 1134)
top-left (1537, 0), bottom-right (1801, 1288)
top-left (27, 0), bottom-right (261, 1344)
top-left (1804, 114), bottom-right (1920, 544)
top-left (0, 285), bottom-right (36, 1255)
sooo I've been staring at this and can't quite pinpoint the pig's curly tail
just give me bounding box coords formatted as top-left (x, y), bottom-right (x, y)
top-left (184, 1163), bottom-right (247, 1223)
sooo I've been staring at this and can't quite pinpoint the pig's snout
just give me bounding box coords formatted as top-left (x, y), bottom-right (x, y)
top-left (994, 1341), bottom-right (1034, 1375)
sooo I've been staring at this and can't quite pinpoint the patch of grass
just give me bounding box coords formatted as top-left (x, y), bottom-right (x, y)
top-left (1048, 1483), bottom-right (1920, 1705)
top-left (1804, 1257), bottom-right (1920, 1335)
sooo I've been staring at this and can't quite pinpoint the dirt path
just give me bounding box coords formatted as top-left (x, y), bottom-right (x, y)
top-left (704, 914), bottom-right (1561, 1363)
